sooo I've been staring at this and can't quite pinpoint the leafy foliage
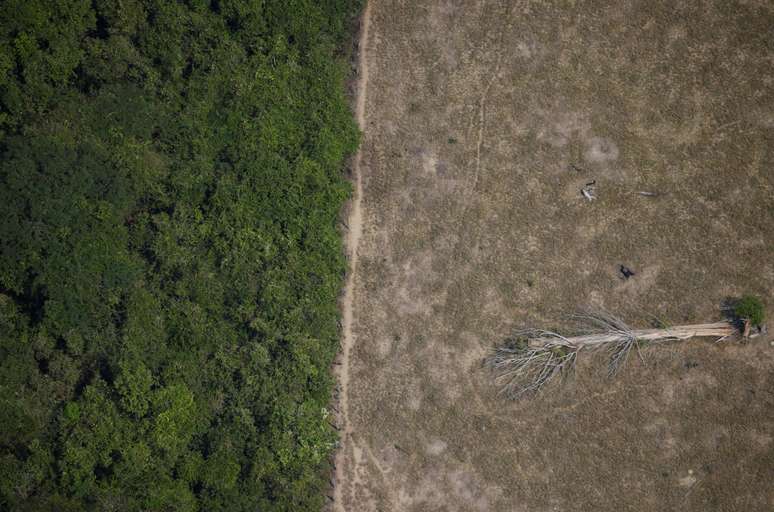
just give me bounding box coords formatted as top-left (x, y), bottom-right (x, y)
top-left (0, 0), bottom-right (362, 510)
top-left (734, 295), bottom-right (765, 326)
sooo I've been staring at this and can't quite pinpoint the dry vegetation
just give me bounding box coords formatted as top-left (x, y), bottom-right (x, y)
top-left (336, 1), bottom-right (774, 511)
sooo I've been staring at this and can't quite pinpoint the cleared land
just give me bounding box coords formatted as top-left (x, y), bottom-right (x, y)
top-left (336, 1), bottom-right (774, 511)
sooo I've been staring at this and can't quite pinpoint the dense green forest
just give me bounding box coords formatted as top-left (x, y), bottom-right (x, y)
top-left (0, 0), bottom-right (362, 510)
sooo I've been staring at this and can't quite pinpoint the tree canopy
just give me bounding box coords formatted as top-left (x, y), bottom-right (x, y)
top-left (0, 1), bottom-right (362, 510)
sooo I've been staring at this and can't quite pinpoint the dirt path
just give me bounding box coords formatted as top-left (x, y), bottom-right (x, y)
top-left (333, 2), bottom-right (371, 511)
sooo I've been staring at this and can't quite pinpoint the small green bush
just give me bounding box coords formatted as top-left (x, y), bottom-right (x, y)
top-left (734, 295), bottom-right (765, 326)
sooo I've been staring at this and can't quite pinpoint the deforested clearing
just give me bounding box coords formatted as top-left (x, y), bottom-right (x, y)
top-left (335, 1), bottom-right (774, 511)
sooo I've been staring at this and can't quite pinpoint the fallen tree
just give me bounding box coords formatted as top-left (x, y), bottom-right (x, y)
top-left (486, 301), bottom-right (764, 399)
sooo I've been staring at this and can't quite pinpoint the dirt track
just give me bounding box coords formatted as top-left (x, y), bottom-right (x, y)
top-left (335, 1), bottom-right (774, 511)
top-left (333, 1), bottom-right (371, 511)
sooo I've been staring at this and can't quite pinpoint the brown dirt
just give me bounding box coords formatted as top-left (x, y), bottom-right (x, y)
top-left (335, 1), bottom-right (774, 511)
top-left (333, 1), bottom-right (372, 510)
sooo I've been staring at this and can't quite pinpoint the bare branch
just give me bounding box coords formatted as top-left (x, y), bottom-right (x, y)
top-left (485, 337), bottom-right (578, 399)
top-left (486, 311), bottom-right (737, 399)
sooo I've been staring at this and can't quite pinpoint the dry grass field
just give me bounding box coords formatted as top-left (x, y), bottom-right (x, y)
top-left (335, 1), bottom-right (774, 510)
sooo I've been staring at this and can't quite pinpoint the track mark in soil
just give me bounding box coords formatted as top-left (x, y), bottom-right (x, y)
top-left (471, 56), bottom-right (503, 194)
top-left (363, 442), bottom-right (398, 509)
top-left (333, 2), bottom-right (371, 511)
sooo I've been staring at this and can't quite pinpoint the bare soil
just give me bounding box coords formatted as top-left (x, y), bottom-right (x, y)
top-left (333, 1), bottom-right (371, 510)
top-left (335, 1), bottom-right (774, 511)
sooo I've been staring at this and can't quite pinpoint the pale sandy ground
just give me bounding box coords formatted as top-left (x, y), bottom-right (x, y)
top-left (334, 1), bottom-right (774, 511)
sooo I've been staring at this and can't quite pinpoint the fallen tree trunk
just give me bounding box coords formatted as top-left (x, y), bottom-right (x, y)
top-left (527, 321), bottom-right (734, 348)
top-left (486, 311), bottom-right (741, 399)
